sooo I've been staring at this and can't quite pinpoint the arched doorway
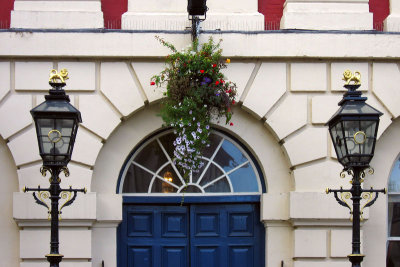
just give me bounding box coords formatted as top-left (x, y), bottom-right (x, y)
top-left (117, 129), bottom-right (266, 267)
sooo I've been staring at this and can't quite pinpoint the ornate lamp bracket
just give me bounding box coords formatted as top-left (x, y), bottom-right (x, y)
top-left (23, 167), bottom-right (86, 220)
top-left (326, 167), bottom-right (386, 221)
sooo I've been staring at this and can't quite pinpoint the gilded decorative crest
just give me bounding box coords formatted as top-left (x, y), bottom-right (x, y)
top-left (49, 68), bottom-right (69, 84)
top-left (342, 69), bottom-right (361, 85)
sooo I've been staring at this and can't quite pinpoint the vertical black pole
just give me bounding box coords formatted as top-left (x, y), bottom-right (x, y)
top-left (46, 167), bottom-right (63, 267)
top-left (348, 167), bottom-right (364, 267)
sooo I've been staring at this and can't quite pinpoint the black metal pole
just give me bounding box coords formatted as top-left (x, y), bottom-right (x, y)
top-left (348, 167), bottom-right (364, 267)
top-left (46, 166), bottom-right (63, 267)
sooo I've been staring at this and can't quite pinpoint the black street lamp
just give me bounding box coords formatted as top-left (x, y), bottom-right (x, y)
top-left (23, 69), bottom-right (86, 267)
top-left (187, 0), bottom-right (208, 42)
top-left (326, 70), bottom-right (386, 267)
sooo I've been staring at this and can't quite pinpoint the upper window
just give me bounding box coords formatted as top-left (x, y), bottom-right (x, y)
top-left (118, 130), bottom-right (262, 195)
top-left (387, 156), bottom-right (400, 266)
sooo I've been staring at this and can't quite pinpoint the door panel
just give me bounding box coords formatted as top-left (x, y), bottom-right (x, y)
top-left (190, 204), bottom-right (261, 267)
top-left (119, 203), bottom-right (264, 267)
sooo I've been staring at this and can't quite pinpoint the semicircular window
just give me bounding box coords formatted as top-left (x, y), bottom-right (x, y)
top-left (119, 130), bottom-right (262, 195)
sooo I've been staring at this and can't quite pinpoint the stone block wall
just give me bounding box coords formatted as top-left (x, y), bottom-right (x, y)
top-left (0, 32), bottom-right (399, 266)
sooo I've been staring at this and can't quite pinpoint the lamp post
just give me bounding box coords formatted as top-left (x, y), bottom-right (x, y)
top-left (23, 69), bottom-right (86, 267)
top-left (187, 0), bottom-right (208, 42)
top-left (326, 70), bottom-right (387, 267)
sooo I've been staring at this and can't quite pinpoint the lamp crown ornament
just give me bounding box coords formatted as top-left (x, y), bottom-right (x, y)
top-left (342, 69), bottom-right (361, 86)
top-left (49, 68), bottom-right (69, 84)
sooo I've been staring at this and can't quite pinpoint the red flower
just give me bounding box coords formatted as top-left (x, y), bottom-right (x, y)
top-left (230, 122), bottom-right (234, 126)
top-left (220, 79), bottom-right (225, 84)
top-left (215, 81), bottom-right (220, 85)
top-left (212, 64), bottom-right (217, 68)
top-left (150, 81), bottom-right (155, 86)
top-left (200, 70), bottom-right (205, 74)
top-left (232, 100), bottom-right (236, 105)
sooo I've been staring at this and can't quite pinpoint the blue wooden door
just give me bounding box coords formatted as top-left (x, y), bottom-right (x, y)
top-left (119, 203), bottom-right (264, 267)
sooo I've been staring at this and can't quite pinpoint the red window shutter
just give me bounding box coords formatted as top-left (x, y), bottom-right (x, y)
top-left (0, 0), bottom-right (14, 29)
top-left (102, 0), bottom-right (128, 29)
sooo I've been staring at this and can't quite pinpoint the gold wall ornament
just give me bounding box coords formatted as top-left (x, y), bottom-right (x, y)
top-left (49, 68), bottom-right (69, 84)
top-left (343, 70), bottom-right (361, 85)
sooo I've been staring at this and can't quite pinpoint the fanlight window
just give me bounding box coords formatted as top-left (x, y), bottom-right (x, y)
top-left (388, 156), bottom-right (400, 266)
top-left (119, 130), bottom-right (262, 195)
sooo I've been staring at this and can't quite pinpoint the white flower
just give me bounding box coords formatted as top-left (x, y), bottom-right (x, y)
top-left (197, 128), bottom-right (202, 133)
top-left (205, 125), bottom-right (210, 130)
top-left (193, 117), bottom-right (196, 121)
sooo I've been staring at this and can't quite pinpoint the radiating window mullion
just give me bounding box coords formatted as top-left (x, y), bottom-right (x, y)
top-left (156, 138), bottom-right (185, 185)
top-left (196, 138), bottom-right (225, 186)
top-left (132, 161), bottom-right (178, 191)
top-left (149, 161), bottom-right (180, 192)
top-left (224, 160), bottom-right (250, 176)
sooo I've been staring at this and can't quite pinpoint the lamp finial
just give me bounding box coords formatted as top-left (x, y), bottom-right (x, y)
top-left (49, 69), bottom-right (69, 84)
top-left (343, 70), bottom-right (361, 86)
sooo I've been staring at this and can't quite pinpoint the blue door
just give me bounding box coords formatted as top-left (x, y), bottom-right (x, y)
top-left (118, 203), bottom-right (264, 267)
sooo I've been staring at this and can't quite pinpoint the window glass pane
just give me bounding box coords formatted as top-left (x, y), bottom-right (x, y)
top-left (204, 178), bottom-right (230, 193)
top-left (122, 164), bottom-right (153, 193)
top-left (202, 133), bottom-right (223, 158)
top-left (135, 140), bottom-right (168, 172)
top-left (191, 159), bottom-right (207, 184)
top-left (229, 163), bottom-right (258, 192)
top-left (389, 158), bottom-right (400, 193)
top-left (387, 241), bottom-right (400, 267)
top-left (151, 165), bottom-right (182, 193)
top-left (214, 139), bottom-right (248, 172)
top-left (151, 178), bottom-right (179, 193)
top-left (389, 200), bottom-right (400, 237)
top-left (158, 133), bottom-right (177, 160)
top-left (199, 163), bottom-right (224, 187)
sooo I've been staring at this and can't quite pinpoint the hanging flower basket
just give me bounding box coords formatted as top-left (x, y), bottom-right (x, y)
top-left (151, 37), bottom-right (237, 175)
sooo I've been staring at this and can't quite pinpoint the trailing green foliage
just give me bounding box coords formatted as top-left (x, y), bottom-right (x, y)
top-left (151, 37), bottom-right (237, 175)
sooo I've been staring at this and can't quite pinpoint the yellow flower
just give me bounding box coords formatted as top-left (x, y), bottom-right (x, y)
top-left (226, 58), bottom-right (231, 63)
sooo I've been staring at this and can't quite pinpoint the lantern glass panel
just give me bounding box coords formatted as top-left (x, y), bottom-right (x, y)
top-left (330, 122), bottom-right (344, 160)
top-left (36, 117), bottom-right (76, 165)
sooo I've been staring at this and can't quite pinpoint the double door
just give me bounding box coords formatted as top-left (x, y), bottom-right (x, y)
top-left (118, 203), bottom-right (264, 267)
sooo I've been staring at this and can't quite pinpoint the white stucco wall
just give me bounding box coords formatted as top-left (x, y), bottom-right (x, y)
top-left (0, 138), bottom-right (19, 266)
